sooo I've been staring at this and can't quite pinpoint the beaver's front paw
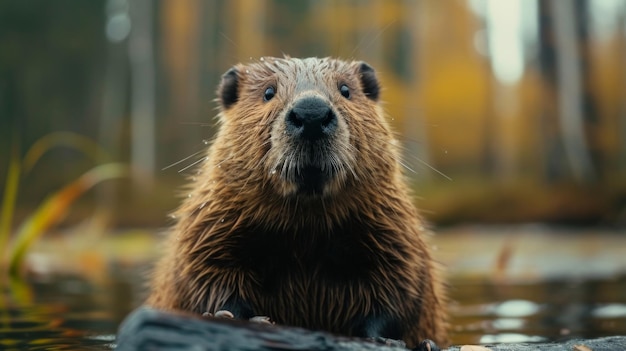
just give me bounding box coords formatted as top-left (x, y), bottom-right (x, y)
top-left (249, 315), bottom-right (274, 324)
top-left (201, 310), bottom-right (234, 319)
top-left (202, 310), bottom-right (273, 324)
top-left (413, 339), bottom-right (440, 351)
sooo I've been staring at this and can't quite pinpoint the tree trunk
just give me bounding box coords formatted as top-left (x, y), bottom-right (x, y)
top-left (550, 0), bottom-right (596, 182)
top-left (618, 6), bottom-right (626, 171)
top-left (538, 1), bottom-right (566, 183)
top-left (129, 0), bottom-right (156, 184)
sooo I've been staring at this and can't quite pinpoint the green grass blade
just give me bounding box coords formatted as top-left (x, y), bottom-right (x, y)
top-left (8, 163), bottom-right (130, 276)
top-left (0, 140), bottom-right (21, 257)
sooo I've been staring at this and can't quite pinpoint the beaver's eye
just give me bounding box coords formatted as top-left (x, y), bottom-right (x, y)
top-left (264, 86), bottom-right (276, 102)
top-left (339, 84), bottom-right (350, 99)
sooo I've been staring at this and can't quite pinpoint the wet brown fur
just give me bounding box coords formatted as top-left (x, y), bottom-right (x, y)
top-left (147, 57), bottom-right (447, 347)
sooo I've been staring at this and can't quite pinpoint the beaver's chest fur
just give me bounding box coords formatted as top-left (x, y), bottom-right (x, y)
top-left (206, 221), bottom-right (415, 339)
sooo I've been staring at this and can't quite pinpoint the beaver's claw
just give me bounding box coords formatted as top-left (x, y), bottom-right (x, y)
top-left (202, 310), bottom-right (273, 324)
top-left (249, 315), bottom-right (274, 324)
top-left (201, 310), bottom-right (235, 319)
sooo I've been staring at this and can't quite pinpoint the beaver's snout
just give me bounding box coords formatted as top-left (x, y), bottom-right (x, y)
top-left (286, 97), bottom-right (337, 140)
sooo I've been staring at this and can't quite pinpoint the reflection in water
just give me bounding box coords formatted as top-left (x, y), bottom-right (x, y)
top-left (0, 271), bottom-right (625, 348)
top-left (491, 318), bottom-right (525, 331)
top-left (448, 276), bottom-right (626, 345)
top-left (480, 333), bottom-right (546, 344)
top-left (0, 267), bottom-right (145, 350)
top-left (591, 303), bottom-right (626, 318)
top-left (1, 303), bottom-right (116, 350)
top-left (492, 299), bottom-right (541, 317)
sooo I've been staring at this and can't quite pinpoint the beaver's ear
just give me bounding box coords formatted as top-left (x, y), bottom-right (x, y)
top-left (218, 67), bottom-right (239, 109)
top-left (357, 62), bottom-right (380, 102)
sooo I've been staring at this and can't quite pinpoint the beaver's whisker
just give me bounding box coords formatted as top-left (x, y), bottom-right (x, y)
top-left (350, 19), bottom-right (396, 58)
top-left (162, 149), bottom-right (206, 171)
top-left (178, 155), bottom-right (209, 173)
top-left (409, 155), bottom-right (453, 181)
top-left (219, 31), bottom-right (239, 50)
top-left (399, 160), bottom-right (416, 174)
top-left (373, 135), bottom-right (452, 181)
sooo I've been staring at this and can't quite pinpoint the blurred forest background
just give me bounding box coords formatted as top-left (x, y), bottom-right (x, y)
top-left (1, 0), bottom-right (626, 228)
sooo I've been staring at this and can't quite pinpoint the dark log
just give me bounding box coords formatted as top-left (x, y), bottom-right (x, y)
top-left (115, 307), bottom-right (626, 351)
top-left (115, 307), bottom-right (409, 351)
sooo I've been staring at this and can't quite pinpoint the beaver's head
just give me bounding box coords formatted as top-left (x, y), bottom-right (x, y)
top-left (214, 57), bottom-right (396, 200)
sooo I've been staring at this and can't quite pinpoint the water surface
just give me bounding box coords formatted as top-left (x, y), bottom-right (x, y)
top-left (1, 227), bottom-right (625, 349)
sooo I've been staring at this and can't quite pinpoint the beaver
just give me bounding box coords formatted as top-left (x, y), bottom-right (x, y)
top-left (148, 57), bottom-right (448, 349)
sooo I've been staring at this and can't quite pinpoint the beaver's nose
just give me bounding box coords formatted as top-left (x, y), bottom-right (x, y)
top-left (286, 97), bottom-right (337, 140)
